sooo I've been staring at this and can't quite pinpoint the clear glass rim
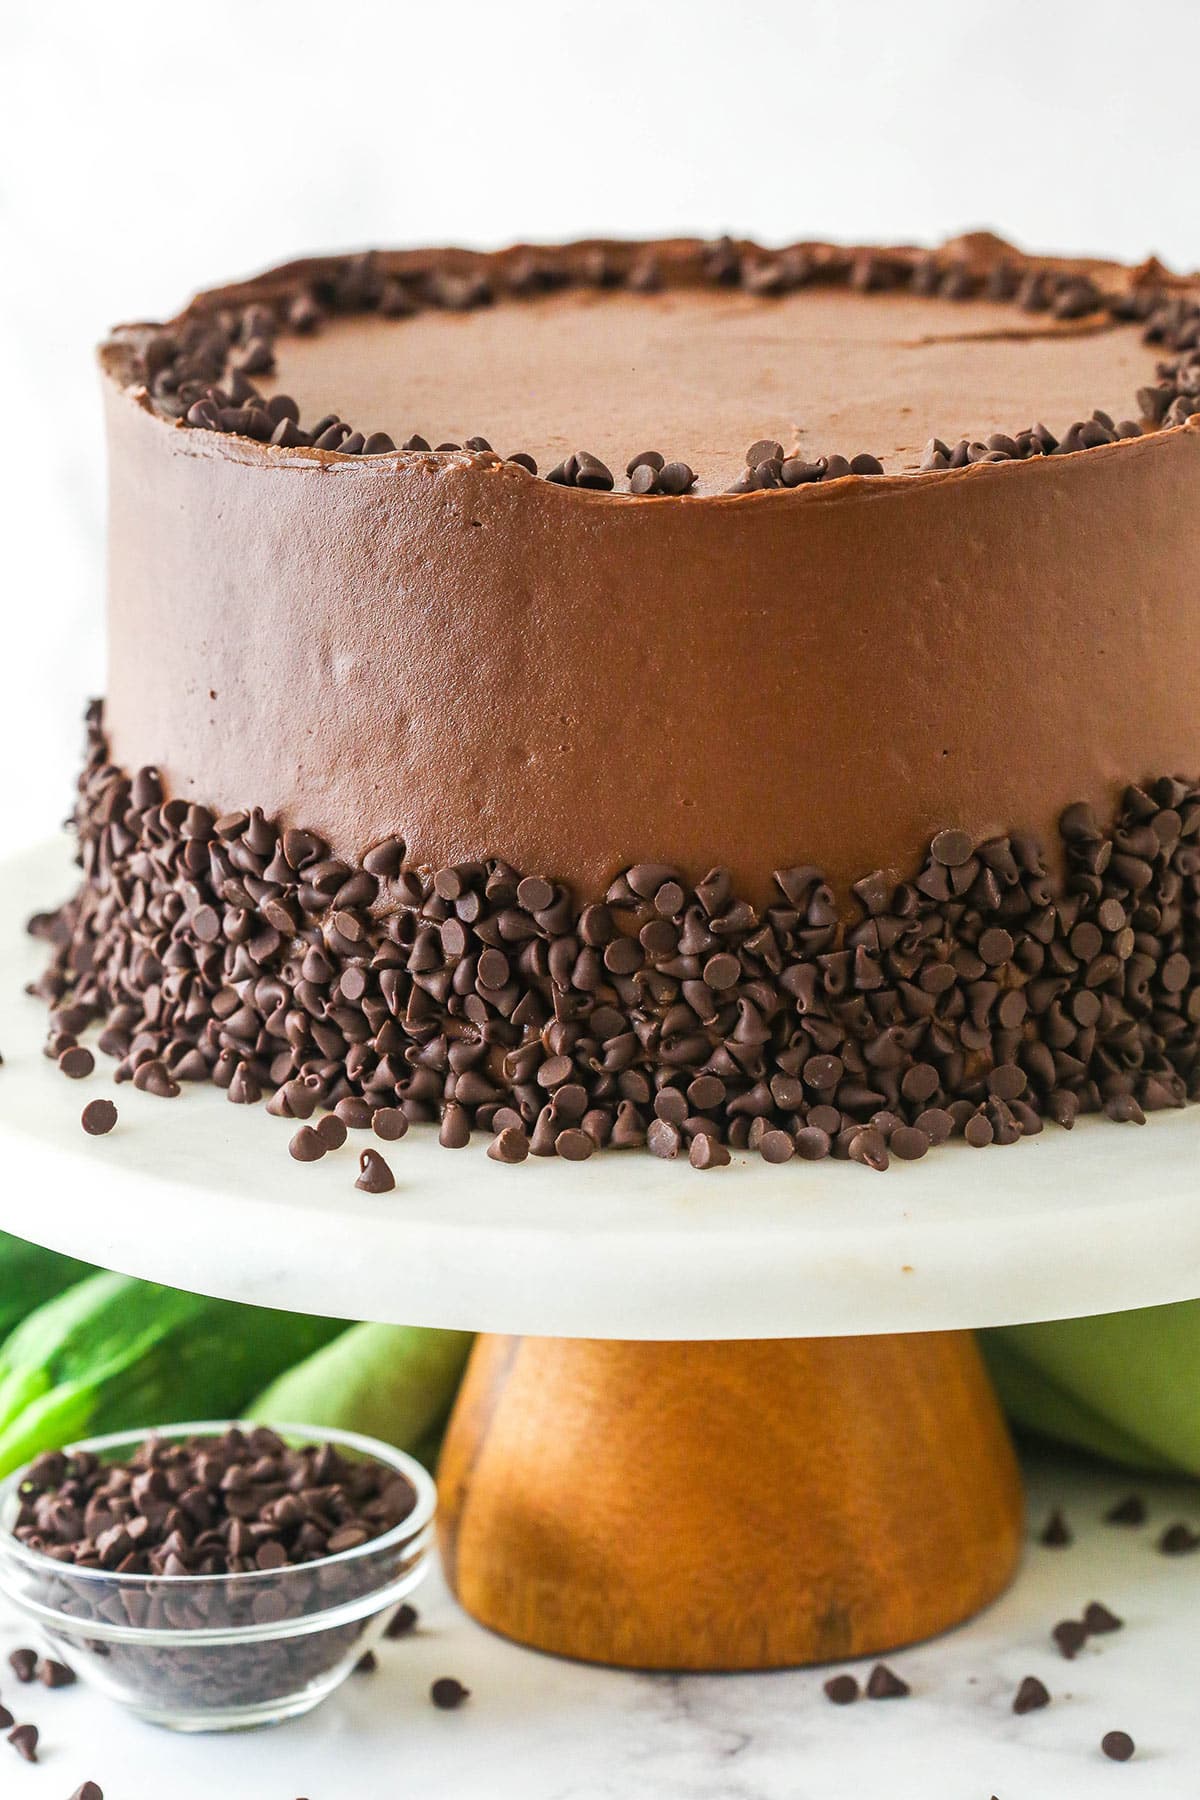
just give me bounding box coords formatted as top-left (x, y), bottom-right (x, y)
top-left (0, 1418), bottom-right (437, 1593)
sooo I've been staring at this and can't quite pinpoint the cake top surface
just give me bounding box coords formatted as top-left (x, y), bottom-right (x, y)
top-left (103, 233), bottom-right (1200, 496)
top-left (262, 288), bottom-right (1153, 491)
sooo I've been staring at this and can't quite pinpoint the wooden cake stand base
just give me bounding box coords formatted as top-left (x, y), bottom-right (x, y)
top-left (438, 1330), bottom-right (1022, 1670)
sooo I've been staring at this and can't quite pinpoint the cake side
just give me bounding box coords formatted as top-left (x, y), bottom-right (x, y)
top-left (102, 383), bottom-right (1200, 902)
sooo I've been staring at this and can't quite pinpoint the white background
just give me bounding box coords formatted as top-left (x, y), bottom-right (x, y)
top-left (2, 0), bottom-right (1200, 851)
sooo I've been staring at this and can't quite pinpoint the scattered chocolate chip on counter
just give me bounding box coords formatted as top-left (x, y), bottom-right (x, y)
top-left (1158, 1521), bottom-right (1199, 1555)
top-left (354, 1650), bottom-right (378, 1674)
top-left (1039, 1508), bottom-right (1072, 1547)
top-left (1013, 1674), bottom-right (1051, 1714)
top-left (1102, 1730), bottom-right (1136, 1762)
top-left (8, 1646), bottom-right (37, 1682)
top-left (40, 1656), bottom-right (77, 1687)
top-left (70, 1784), bottom-right (104, 1800)
top-left (0, 1705), bottom-right (12, 1730)
top-left (385, 1602), bottom-right (419, 1639)
top-left (1052, 1618), bottom-right (1088, 1660)
top-left (58, 1044), bottom-right (95, 1079)
top-left (1083, 1601), bottom-right (1124, 1635)
top-left (431, 1676), bottom-right (470, 1710)
top-left (822, 1673), bottom-right (859, 1705)
top-left (865, 1663), bottom-right (909, 1699)
top-left (1105, 1494), bottom-right (1147, 1526)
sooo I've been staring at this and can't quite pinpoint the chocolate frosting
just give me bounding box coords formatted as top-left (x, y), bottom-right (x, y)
top-left (99, 235), bottom-right (1200, 905)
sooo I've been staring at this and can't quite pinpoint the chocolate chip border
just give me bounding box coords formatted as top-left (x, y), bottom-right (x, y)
top-left (115, 238), bottom-right (1200, 494)
top-left (28, 706), bottom-right (1200, 1172)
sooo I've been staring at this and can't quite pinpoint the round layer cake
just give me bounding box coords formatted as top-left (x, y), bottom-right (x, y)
top-left (36, 234), bottom-right (1200, 1168)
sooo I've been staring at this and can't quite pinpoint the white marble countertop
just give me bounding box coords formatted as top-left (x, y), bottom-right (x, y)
top-left (1, 1447), bottom-right (1194, 1799)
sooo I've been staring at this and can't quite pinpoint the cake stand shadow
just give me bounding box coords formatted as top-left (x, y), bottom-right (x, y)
top-left (3, 838), bottom-right (1199, 1669)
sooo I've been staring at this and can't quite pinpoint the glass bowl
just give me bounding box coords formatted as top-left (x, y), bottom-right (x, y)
top-left (0, 1421), bottom-right (436, 1732)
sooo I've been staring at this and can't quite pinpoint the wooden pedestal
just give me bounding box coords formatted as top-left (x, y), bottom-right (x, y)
top-left (437, 1331), bottom-right (1023, 1671)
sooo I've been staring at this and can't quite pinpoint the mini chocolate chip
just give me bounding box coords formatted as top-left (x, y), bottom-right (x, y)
top-left (8, 1648), bottom-right (36, 1682)
top-left (316, 1113), bottom-right (348, 1151)
top-left (355, 1649), bottom-right (378, 1674)
top-left (440, 1103), bottom-right (470, 1148)
top-left (488, 1125), bottom-right (530, 1163)
top-left (1013, 1674), bottom-right (1050, 1714)
top-left (431, 1676), bottom-right (470, 1710)
top-left (373, 1106), bottom-right (408, 1142)
top-left (758, 1128), bottom-right (795, 1164)
top-left (1052, 1618), bottom-right (1087, 1659)
top-left (385, 1601), bottom-right (419, 1638)
top-left (7, 1724), bottom-right (37, 1762)
top-left (823, 1673), bottom-right (859, 1705)
top-left (746, 439), bottom-right (784, 467)
top-left (931, 828), bottom-right (973, 867)
top-left (81, 1097), bottom-right (118, 1136)
top-left (58, 1044), bottom-right (95, 1079)
top-left (865, 1663), bottom-right (909, 1699)
top-left (69, 1785), bottom-right (105, 1800)
top-left (1101, 1731), bottom-right (1135, 1762)
top-left (794, 1125), bottom-right (831, 1161)
top-left (647, 1118), bottom-right (682, 1159)
top-left (689, 1134), bottom-right (730, 1169)
top-left (657, 461), bottom-right (696, 495)
top-left (355, 1148), bottom-right (395, 1193)
top-left (1158, 1521), bottom-right (1199, 1554)
top-left (1039, 1508), bottom-right (1072, 1547)
top-left (289, 1126), bottom-right (326, 1163)
top-left (1083, 1601), bottom-right (1123, 1635)
top-left (889, 1124), bottom-right (930, 1161)
top-left (1105, 1494), bottom-right (1146, 1525)
top-left (555, 1127), bottom-right (594, 1161)
top-left (40, 1657), bottom-right (76, 1687)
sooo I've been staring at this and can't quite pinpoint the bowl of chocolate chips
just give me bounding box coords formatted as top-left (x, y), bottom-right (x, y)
top-left (0, 1422), bottom-right (435, 1730)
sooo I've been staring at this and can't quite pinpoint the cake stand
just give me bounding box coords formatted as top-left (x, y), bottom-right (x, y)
top-left (3, 838), bottom-right (1200, 1672)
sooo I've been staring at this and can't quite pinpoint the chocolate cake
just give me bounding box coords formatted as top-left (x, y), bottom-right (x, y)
top-left (32, 234), bottom-right (1200, 1169)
